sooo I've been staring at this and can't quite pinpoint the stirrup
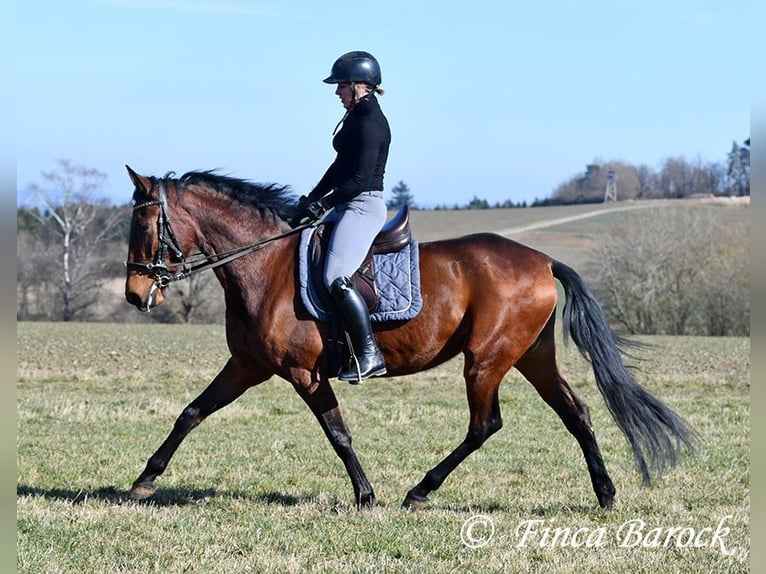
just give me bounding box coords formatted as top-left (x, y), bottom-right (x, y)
top-left (343, 353), bottom-right (365, 385)
top-left (338, 358), bottom-right (387, 384)
top-left (339, 333), bottom-right (386, 383)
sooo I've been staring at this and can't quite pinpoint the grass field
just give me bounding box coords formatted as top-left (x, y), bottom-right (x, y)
top-left (17, 322), bottom-right (749, 573)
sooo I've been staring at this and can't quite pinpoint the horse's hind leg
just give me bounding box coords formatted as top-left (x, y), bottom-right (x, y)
top-left (130, 358), bottom-right (262, 500)
top-left (515, 320), bottom-right (616, 509)
top-left (402, 356), bottom-right (505, 510)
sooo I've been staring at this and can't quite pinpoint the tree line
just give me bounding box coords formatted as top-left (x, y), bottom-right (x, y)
top-left (547, 139), bottom-right (750, 205)
top-left (386, 139), bottom-right (750, 210)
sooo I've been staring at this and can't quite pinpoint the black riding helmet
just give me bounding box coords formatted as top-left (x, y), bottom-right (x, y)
top-left (323, 51), bottom-right (381, 86)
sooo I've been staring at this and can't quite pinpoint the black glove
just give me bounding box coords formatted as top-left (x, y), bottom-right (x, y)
top-left (306, 197), bottom-right (330, 220)
top-left (287, 195), bottom-right (330, 228)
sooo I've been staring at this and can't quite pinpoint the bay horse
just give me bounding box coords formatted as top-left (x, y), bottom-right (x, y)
top-left (123, 166), bottom-right (696, 510)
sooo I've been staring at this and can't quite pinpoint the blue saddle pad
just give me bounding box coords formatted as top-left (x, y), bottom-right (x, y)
top-left (298, 227), bottom-right (423, 323)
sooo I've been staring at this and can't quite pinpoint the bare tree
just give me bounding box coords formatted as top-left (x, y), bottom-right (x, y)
top-left (696, 217), bottom-right (750, 335)
top-left (167, 272), bottom-right (225, 324)
top-left (588, 205), bottom-right (749, 336)
top-left (635, 164), bottom-right (657, 198)
top-left (16, 230), bottom-right (58, 320)
top-left (26, 159), bottom-right (124, 321)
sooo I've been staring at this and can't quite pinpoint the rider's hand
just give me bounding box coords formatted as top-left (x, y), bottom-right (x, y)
top-left (306, 197), bottom-right (330, 221)
top-left (288, 195), bottom-right (329, 228)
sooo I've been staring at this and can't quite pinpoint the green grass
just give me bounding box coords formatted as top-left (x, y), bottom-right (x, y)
top-left (17, 322), bottom-right (749, 573)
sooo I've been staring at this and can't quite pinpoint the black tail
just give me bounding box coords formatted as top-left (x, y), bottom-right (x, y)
top-left (552, 260), bottom-right (698, 485)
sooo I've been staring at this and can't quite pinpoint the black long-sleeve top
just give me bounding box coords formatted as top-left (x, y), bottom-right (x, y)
top-left (308, 94), bottom-right (391, 207)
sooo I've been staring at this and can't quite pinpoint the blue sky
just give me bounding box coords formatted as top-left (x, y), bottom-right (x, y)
top-left (14, 0), bottom-right (752, 207)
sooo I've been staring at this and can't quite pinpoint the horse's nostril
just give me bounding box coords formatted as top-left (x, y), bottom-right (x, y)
top-left (125, 292), bottom-right (142, 308)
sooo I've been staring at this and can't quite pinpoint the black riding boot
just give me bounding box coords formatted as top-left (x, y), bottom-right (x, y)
top-left (330, 276), bottom-right (387, 383)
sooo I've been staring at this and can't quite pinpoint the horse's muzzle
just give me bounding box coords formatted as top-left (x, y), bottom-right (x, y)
top-left (125, 291), bottom-right (149, 312)
top-left (125, 276), bottom-right (165, 312)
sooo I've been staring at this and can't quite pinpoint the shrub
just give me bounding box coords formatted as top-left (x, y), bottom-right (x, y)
top-left (587, 205), bottom-right (749, 336)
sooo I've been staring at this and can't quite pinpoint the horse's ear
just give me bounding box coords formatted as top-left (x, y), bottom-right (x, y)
top-left (126, 165), bottom-right (152, 193)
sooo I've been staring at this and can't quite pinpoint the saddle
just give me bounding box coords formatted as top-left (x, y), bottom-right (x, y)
top-left (308, 204), bottom-right (413, 312)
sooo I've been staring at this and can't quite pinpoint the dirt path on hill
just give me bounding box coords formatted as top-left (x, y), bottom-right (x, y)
top-left (496, 196), bottom-right (749, 236)
top-left (495, 203), bottom-right (657, 236)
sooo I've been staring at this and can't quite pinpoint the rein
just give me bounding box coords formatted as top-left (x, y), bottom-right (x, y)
top-left (125, 179), bottom-right (310, 292)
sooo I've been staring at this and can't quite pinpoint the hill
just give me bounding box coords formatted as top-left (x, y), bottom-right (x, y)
top-left (408, 196), bottom-right (749, 272)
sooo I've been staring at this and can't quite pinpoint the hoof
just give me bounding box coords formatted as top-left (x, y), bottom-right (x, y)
top-left (597, 483), bottom-right (616, 510)
top-left (129, 480), bottom-right (157, 500)
top-left (401, 492), bottom-right (430, 511)
top-left (358, 493), bottom-right (377, 510)
top-left (598, 496), bottom-right (614, 510)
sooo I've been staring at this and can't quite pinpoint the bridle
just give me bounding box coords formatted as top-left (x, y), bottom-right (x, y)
top-left (124, 178), bottom-right (309, 306)
top-left (125, 179), bottom-right (185, 289)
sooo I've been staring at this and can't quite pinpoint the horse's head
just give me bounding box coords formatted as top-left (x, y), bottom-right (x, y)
top-left (124, 165), bottom-right (302, 312)
top-left (124, 165), bottom-right (189, 312)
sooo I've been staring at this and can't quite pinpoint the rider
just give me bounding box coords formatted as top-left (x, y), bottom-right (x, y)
top-left (293, 50), bottom-right (390, 383)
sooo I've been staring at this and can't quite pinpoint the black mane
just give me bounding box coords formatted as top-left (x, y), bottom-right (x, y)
top-left (178, 170), bottom-right (300, 220)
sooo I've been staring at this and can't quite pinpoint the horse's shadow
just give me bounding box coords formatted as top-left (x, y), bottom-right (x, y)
top-left (18, 485), bottom-right (601, 515)
top-left (16, 484), bottom-right (310, 507)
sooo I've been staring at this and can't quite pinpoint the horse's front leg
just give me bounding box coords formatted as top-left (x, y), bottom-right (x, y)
top-left (130, 357), bottom-right (262, 500)
top-left (295, 378), bottom-right (376, 509)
